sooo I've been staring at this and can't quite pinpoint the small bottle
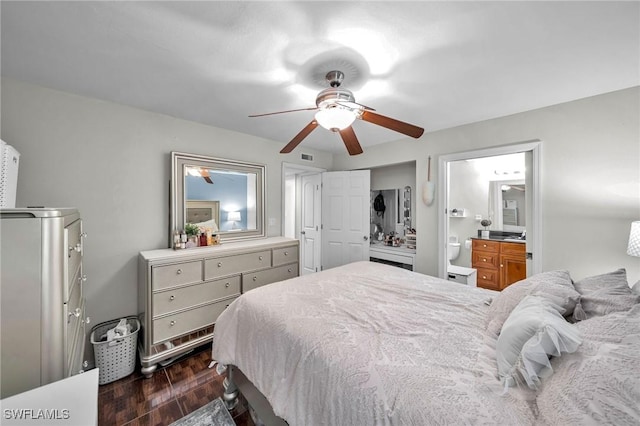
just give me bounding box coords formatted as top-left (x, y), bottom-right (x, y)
top-left (206, 230), bottom-right (212, 246)
top-left (180, 231), bottom-right (187, 249)
top-left (173, 230), bottom-right (180, 250)
top-left (199, 232), bottom-right (207, 247)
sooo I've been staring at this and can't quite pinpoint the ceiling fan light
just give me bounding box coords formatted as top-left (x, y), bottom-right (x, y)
top-left (315, 108), bottom-right (356, 131)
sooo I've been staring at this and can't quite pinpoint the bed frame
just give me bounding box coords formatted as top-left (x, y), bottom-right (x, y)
top-left (223, 365), bottom-right (288, 426)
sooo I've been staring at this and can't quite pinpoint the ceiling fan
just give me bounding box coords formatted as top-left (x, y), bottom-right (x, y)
top-left (249, 70), bottom-right (425, 155)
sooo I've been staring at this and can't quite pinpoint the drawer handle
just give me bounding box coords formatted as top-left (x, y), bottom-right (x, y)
top-left (259, 256), bottom-right (263, 261)
top-left (482, 275), bottom-right (487, 279)
top-left (483, 244), bottom-right (487, 248)
top-left (284, 251), bottom-right (288, 256)
top-left (68, 308), bottom-right (81, 319)
top-left (288, 268), bottom-right (292, 273)
top-left (252, 276), bottom-right (257, 281)
top-left (83, 360), bottom-right (89, 368)
top-left (169, 295), bottom-right (175, 301)
top-left (218, 262), bottom-right (222, 268)
top-left (176, 269), bottom-right (182, 275)
top-left (482, 258), bottom-right (487, 262)
top-left (225, 282), bottom-right (230, 288)
top-left (170, 320), bottom-right (176, 326)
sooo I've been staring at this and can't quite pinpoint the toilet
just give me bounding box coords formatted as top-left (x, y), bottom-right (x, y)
top-left (447, 236), bottom-right (477, 286)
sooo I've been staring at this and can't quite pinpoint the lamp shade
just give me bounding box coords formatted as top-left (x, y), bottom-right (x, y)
top-left (228, 211), bottom-right (241, 222)
top-left (628, 221), bottom-right (640, 257)
top-left (315, 108), bottom-right (356, 131)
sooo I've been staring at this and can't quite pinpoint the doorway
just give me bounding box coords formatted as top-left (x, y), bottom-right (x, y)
top-left (282, 164), bottom-right (371, 274)
top-left (437, 141), bottom-right (542, 279)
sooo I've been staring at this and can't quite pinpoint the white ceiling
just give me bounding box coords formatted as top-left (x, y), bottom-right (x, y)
top-left (2, 1), bottom-right (638, 154)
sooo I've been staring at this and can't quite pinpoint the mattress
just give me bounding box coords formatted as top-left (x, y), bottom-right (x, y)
top-left (212, 261), bottom-right (537, 425)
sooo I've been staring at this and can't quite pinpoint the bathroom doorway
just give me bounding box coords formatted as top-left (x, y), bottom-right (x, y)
top-left (437, 141), bottom-right (542, 280)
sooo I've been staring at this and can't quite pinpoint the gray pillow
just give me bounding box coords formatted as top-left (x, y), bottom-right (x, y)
top-left (536, 304), bottom-right (640, 425)
top-left (573, 269), bottom-right (640, 319)
top-left (497, 295), bottom-right (581, 390)
top-left (486, 270), bottom-right (580, 336)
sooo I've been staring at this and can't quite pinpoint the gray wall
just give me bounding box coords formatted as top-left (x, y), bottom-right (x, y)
top-left (334, 86), bottom-right (640, 285)
top-left (1, 78), bottom-right (333, 343)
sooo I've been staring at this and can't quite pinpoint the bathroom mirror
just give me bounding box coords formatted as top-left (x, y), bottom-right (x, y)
top-left (170, 152), bottom-right (266, 244)
top-left (488, 179), bottom-right (526, 232)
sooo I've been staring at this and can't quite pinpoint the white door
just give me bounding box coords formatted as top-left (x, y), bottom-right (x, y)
top-left (300, 174), bottom-right (322, 275)
top-left (321, 170), bottom-right (371, 270)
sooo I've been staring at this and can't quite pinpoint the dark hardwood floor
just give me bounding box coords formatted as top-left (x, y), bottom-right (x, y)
top-left (97, 344), bottom-right (254, 426)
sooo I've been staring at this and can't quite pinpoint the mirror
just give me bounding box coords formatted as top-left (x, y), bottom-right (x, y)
top-left (171, 152), bottom-right (266, 244)
top-left (370, 188), bottom-right (411, 241)
top-left (488, 179), bottom-right (526, 232)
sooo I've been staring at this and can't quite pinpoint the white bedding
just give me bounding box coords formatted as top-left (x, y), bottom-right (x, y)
top-left (211, 261), bottom-right (537, 425)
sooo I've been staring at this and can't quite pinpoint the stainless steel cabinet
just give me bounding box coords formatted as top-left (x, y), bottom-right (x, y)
top-left (138, 237), bottom-right (299, 377)
top-left (0, 208), bottom-right (88, 398)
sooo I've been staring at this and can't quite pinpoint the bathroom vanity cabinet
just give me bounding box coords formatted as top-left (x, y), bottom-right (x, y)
top-left (472, 239), bottom-right (526, 291)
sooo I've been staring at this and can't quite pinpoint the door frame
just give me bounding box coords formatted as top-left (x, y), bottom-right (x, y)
top-left (437, 140), bottom-right (542, 279)
top-left (281, 162), bottom-right (326, 274)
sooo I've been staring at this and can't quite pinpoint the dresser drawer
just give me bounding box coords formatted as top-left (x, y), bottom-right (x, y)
top-left (152, 260), bottom-right (203, 290)
top-left (472, 251), bottom-right (499, 269)
top-left (272, 245), bottom-right (299, 267)
top-left (472, 239), bottom-right (500, 253)
top-left (204, 250), bottom-right (271, 280)
top-left (65, 219), bottom-right (82, 300)
top-left (152, 299), bottom-right (234, 344)
top-left (66, 303), bottom-right (86, 376)
top-left (152, 276), bottom-right (241, 317)
top-left (65, 279), bottom-right (83, 356)
top-left (242, 263), bottom-right (299, 293)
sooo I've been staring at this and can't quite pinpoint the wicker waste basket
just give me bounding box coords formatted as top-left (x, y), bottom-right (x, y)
top-left (91, 317), bottom-right (140, 385)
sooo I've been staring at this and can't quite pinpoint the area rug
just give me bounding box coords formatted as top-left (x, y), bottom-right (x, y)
top-left (170, 398), bottom-right (235, 426)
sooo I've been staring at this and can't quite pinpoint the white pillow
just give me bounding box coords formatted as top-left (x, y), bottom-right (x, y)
top-left (486, 270), bottom-right (579, 336)
top-left (496, 295), bottom-right (582, 390)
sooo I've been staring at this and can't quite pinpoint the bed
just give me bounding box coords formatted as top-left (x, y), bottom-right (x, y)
top-left (211, 261), bottom-right (640, 425)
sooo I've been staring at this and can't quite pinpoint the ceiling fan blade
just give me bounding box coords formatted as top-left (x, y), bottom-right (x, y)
top-left (280, 121), bottom-right (319, 153)
top-left (360, 110), bottom-right (424, 138)
top-left (249, 107), bottom-right (318, 118)
top-left (201, 169), bottom-right (213, 184)
top-left (339, 126), bottom-right (363, 156)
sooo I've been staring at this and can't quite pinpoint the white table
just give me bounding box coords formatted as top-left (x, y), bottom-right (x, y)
top-left (0, 369), bottom-right (98, 425)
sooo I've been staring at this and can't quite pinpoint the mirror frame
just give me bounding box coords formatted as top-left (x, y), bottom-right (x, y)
top-left (170, 152), bottom-right (266, 244)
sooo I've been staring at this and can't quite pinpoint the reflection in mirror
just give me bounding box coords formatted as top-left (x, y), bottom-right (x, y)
top-left (488, 179), bottom-right (526, 232)
top-left (171, 152), bottom-right (265, 244)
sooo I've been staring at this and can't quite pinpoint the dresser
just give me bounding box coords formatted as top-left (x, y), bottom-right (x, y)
top-left (472, 238), bottom-right (526, 291)
top-left (0, 208), bottom-right (88, 398)
top-left (138, 237), bottom-right (299, 377)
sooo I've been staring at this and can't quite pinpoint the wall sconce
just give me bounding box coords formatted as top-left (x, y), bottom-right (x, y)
top-left (228, 211), bottom-right (241, 229)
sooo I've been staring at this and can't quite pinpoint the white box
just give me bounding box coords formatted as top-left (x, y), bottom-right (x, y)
top-left (1, 140), bottom-right (20, 208)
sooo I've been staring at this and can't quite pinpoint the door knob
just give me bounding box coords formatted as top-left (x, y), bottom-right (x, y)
top-left (363, 236), bottom-right (369, 241)
top-left (300, 231), bottom-right (306, 235)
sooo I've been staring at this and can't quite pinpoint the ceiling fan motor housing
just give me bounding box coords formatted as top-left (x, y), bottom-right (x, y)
top-left (315, 87), bottom-right (356, 108)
